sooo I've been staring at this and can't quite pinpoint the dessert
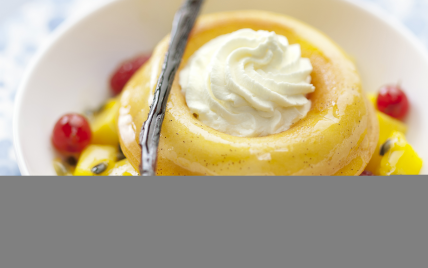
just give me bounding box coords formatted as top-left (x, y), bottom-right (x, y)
top-left (118, 10), bottom-right (379, 175)
top-left (51, 11), bottom-right (423, 176)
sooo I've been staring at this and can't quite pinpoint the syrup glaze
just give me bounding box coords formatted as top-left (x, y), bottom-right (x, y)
top-left (118, 11), bottom-right (379, 175)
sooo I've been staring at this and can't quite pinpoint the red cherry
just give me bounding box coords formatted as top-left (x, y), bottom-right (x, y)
top-left (110, 54), bottom-right (151, 96)
top-left (360, 170), bottom-right (374, 176)
top-left (52, 114), bottom-right (92, 154)
top-left (377, 85), bottom-right (409, 120)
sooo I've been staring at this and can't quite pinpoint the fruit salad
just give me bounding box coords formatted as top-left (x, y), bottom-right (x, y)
top-left (52, 55), bottom-right (149, 176)
top-left (364, 85), bottom-right (422, 176)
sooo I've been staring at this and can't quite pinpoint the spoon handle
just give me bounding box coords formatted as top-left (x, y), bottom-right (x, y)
top-left (139, 0), bottom-right (204, 176)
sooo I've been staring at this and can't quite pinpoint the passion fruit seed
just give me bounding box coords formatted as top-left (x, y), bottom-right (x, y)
top-left (91, 162), bottom-right (108, 175)
top-left (380, 139), bottom-right (394, 156)
top-left (66, 156), bottom-right (78, 166)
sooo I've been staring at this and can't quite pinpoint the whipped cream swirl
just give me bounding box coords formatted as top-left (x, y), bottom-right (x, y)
top-left (179, 29), bottom-right (315, 137)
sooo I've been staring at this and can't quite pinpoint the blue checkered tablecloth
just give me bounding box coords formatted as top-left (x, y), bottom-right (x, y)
top-left (1, 0), bottom-right (428, 175)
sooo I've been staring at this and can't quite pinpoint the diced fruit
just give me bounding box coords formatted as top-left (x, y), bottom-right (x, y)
top-left (52, 113), bottom-right (92, 154)
top-left (365, 111), bottom-right (408, 174)
top-left (90, 98), bottom-right (120, 146)
top-left (376, 111), bottom-right (407, 143)
top-left (366, 94), bottom-right (409, 174)
top-left (367, 93), bottom-right (407, 142)
top-left (74, 145), bottom-right (118, 176)
top-left (377, 85), bottom-right (409, 120)
top-left (378, 132), bottom-right (423, 175)
top-left (108, 159), bottom-right (139, 176)
top-left (360, 170), bottom-right (374, 176)
top-left (110, 54), bottom-right (151, 96)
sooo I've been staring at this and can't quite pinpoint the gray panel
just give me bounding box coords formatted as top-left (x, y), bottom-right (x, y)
top-left (0, 177), bottom-right (427, 268)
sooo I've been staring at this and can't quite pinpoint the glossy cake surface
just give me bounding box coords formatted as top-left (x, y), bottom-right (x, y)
top-left (118, 10), bottom-right (379, 175)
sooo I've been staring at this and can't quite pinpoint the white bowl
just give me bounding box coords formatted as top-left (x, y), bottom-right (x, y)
top-left (14, 0), bottom-right (428, 175)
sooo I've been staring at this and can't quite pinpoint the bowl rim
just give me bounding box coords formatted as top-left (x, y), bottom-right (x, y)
top-left (13, 0), bottom-right (118, 175)
top-left (13, 0), bottom-right (428, 175)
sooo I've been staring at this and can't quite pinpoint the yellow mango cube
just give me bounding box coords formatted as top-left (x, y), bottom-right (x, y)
top-left (387, 148), bottom-right (422, 175)
top-left (365, 93), bottom-right (408, 175)
top-left (376, 111), bottom-right (407, 143)
top-left (90, 98), bottom-right (120, 146)
top-left (365, 112), bottom-right (408, 174)
top-left (378, 132), bottom-right (423, 175)
top-left (74, 145), bottom-right (118, 176)
top-left (108, 159), bottom-right (139, 176)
